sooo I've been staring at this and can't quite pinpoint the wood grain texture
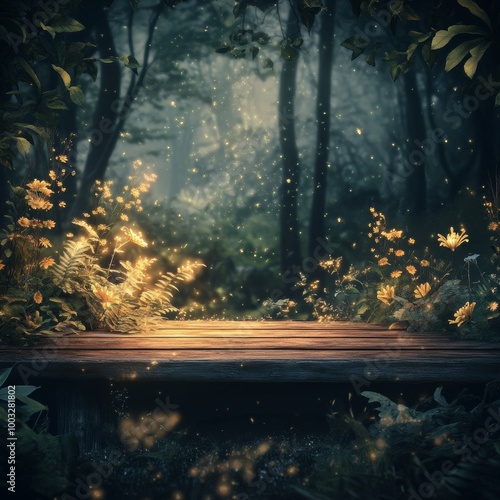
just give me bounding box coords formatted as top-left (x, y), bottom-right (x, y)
top-left (1, 321), bottom-right (499, 382)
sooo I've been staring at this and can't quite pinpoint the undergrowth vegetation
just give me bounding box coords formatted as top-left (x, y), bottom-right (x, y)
top-left (0, 162), bottom-right (201, 342)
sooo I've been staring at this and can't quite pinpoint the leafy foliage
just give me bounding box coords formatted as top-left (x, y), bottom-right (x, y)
top-left (0, 367), bottom-right (79, 497)
top-left (299, 383), bottom-right (500, 499)
top-left (0, 163), bottom-right (202, 342)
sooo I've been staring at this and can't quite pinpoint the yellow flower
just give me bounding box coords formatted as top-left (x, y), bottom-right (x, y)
top-left (378, 257), bottom-right (390, 266)
top-left (120, 213), bottom-right (129, 221)
top-left (26, 179), bottom-right (53, 196)
top-left (38, 237), bottom-right (52, 248)
top-left (123, 227), bottom-right (148, 248)
top-left (40, 257), bottom-right (55, 269)
top-left (49, 170), bottom-right (57, 181)
top-left (369, 207), bottom-right (375, 213)
top-left (420, 260), bottom-right (430, 267)
top-left (116, 196), bottom-right (124, 204)
top-left (406, 265), bottom-right (417, 275)
top-left (449, 301), bottom-right (475, 328)
top-left (488, 222), bottom-right (499, 231)
top-left (437, 227), bottom-right (469, 251)
top-left (391, 270), bottom-right (402, 278)
top-left (26, 194), bottom-right (53, 211)
top-left (44, 220), bottom-right (56, 229)
top-left (414, 282), bottom-right (431, 299)
top-left (0, 260), bottom-right (5, 271)
top-left (56, 154), bottom-right (68, 163)
top-left (18, 217), bottom-right (31, 228)
top-left (59, 201), bottom-right (66, 208)
top-left (408, 238), bottom-right (415, 245)
top-left (377, 285), bottom-right (395, 305)
top-left (97, 224), bottom-right (108, 231)
top-left (33, 291), bottom-right (43, 304)
top-left (91, 284), bottom-right (119, 308)
top-left (131, 188), bottom-right (140, 198)
top-left (488, 301), bottom-right (499, 312)
top-left (382, 229), bottom-right (403, 241)
top-left (395, 249), bottom-right (405, 257)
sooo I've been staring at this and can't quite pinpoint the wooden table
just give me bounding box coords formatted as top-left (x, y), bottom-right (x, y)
top-left (2, 320), bottom-right (499, 382)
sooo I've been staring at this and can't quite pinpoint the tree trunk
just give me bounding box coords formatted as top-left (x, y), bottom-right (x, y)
top-left (308, 0), bottom-right (335, 261)
top-left (279, 3), bottom-right (302, 283)
top-left (69, 1), bottom-right (164, 222)
top-left (402, 69), bottom-right (427, 218)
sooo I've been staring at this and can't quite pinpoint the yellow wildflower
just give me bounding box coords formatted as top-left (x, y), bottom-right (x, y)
top-left (406, 265), bottom-right (417, 275)
top-left (391, 270), bottom-right (402, 278)
top-left (26, 179), bottom-right (53, 196)
top-left (55, 154), bottom-right (68, 163)
top-left (488, 222), bottom-right (499, 231)
top-left (97, 224), bottom-right (108, 231)
top-left (408, 238), bottom-right (415, 245)
top-left (488, 301), bottom-right (498, 312)
top-left (44, 220), bottom-right (56, 229)
top-left (120, 214), bottom-right (129, 221)
top-left (382, 229), bottom-right (403, 241)
top-left (33, 291), bottom-right (43, 304)
top-left (395, 249), bottom-right (405, 257)
top-left (0, 260), bottom-right (5, 271)
top-left (131, 188), bottom-right (140, 198)
top-left (437, 227), bottom-right (469, 251)
top-left (40, 257), bottom-right (55, 269)
top-left (377, 285), bottom-right (395, 305)
top-left (91, 284), bottom-right (119, 308)
top-left (449, 302), bottom-right (475, 328)
top-left (116, 196), bottom-right (124, 204)
top-left (18, 217), bottom-right (31, 228)
top-left (378, 257), bottom-right (390, 266)
top-left (26, 194), bottom-right (53, 211)
top-left (49, 170), bottom-right (57, 181)
top-left (59, 201), bottom-right (66, 208)
top-left (123, 227), bottom-right (148, 248)
top-left (414, 283), bottom-right (431, 299)
top-left (420, 260), bottom-right (430, 267)
top-left (39, 237), bottom-right (52, 248)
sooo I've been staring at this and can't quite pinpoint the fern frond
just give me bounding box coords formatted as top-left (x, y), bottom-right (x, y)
top-left (51, 239), bottom-right (91, 293)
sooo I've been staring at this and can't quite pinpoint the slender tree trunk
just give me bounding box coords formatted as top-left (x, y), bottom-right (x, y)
top-left (279, 3), bottom-right (302, 281)
top-left (403, 69), bottom-right (427, 218)
top-left (68, 4), bottom-right (121, 222)
top-left (308, 0), bottom-right (335, 260)
top-left (69, 1), bottom-right (164, 222)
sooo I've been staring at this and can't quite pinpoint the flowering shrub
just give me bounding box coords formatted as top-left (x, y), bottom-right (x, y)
top-left (0, 163), bottom-right (201, 342)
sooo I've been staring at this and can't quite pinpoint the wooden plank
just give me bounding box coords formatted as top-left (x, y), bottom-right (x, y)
top-left (15, 336), bottom-right (500, 350)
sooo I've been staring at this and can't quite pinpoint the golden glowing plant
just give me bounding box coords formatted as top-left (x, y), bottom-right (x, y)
top-left (377, 285), bottom-right (395, 305)
top-left (448, 301), bottom-right (475, 328)
top-left (414, 283), bottom-right (431, 299)
top-left (437, 227), bottom-right (469, 252)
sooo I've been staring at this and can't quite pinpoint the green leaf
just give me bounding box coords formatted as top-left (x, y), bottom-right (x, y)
top-left (464, 40), bottom-right (490, 78)
top-left (457, 0), bottom-right (492, 30)
top-left (252, 31), bottom-right (270, 45)
top-left (0, 367), bottom-right (12, 387)
top-left (298, 0), bottom-right (322, 34)
top-left (48, 16), bottom-right (85, 34)
top-left (444, 38), bottom-right (483, 72)
top-left (422, 42), bottom-right (438, 68)
top-left (281, 46), bottom-right (298, 61)
top-left (16, 123), bottom-right (49, 140)
top-left (262, 58), bottom-right (274, 69)
top-left (349, 0), bottom-right (363, 20)
top-left (409, 31), bottom-right (432, 43)
top-left (4, 248), bottom-right (12, 258)
top-left (431, 25), bottom-right (487, 50)
top-left (233, 0), bottom-right (249, 18)
top-left (68, 85), bottom-right (84, 105)
top-left (215, 45), bottom-right (232, 54)
top-left (495, 93), bottom-right (500, 106)
top-left (99, 57), bottom-right (116, 63)
top-left (15, 137), bottom-right (31, 156)
top-left (39, 22), bottom-right (56, 39)
top-left (51, 65), bottom-right (71, 88)
top-left (249, 46), bottom-right (259, 60)
top-left (19, 58), bottom-right (41, 94)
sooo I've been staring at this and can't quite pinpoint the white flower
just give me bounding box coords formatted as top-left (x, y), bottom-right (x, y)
top-left (464, 254), bottom-right (480, 263)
